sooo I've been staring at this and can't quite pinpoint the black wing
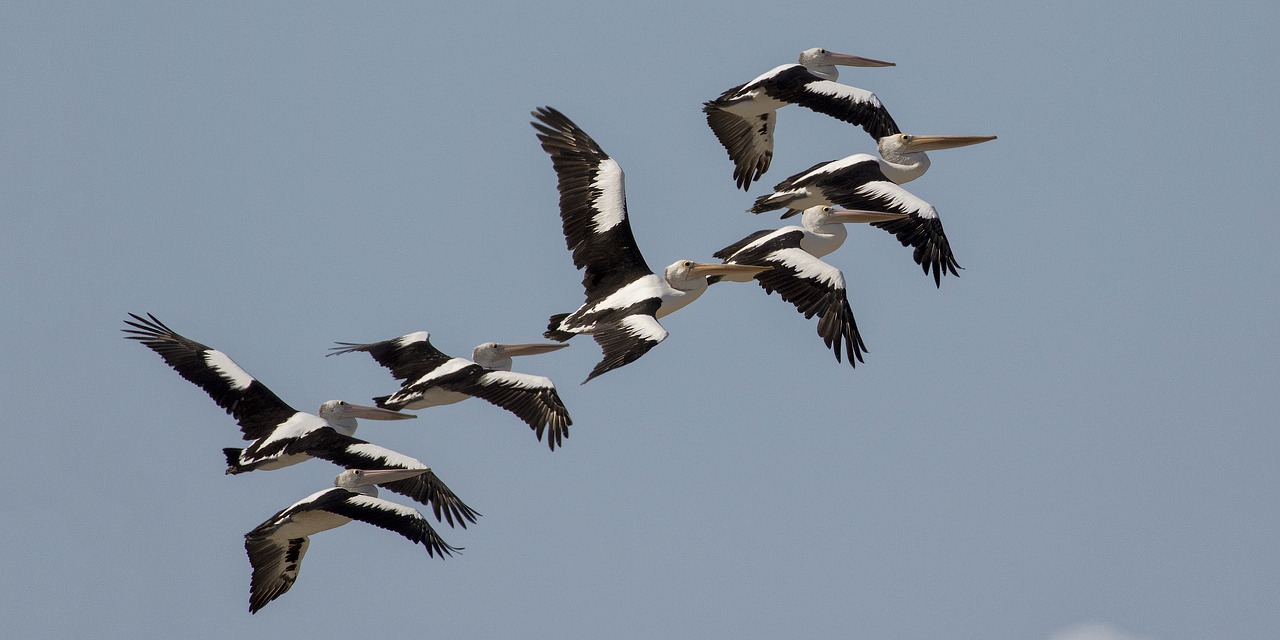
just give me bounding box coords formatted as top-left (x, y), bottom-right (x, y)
top-left (584, 313), bottom-right (668, 384)
top-left (290, 428), bottom-right (480, 528)
top-left (318, 489), bottom-right (461, 559)
top-left (532, 106), bottom-right (653, 297)
top-left (722, 230), bottom-right (866, 365)
top-left (765, 65), bottom-right (901, 141)
top-left (328, 331), bottom-right (452, 382)
top-left (123, 313), bottom-right (297, 441)
top-left (703, 99), bottom-right (775, 191)
top-left (462, 371), bottom-right (572, 450)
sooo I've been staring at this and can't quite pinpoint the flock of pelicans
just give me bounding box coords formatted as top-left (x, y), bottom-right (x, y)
top-left (124, 48), bottom-right (994, 613)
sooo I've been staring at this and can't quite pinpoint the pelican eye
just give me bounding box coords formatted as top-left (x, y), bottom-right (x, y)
top-left (682, 260), bottom-right (693, 268)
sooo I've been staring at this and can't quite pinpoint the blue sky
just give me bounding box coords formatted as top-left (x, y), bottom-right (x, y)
top-left (4, 2), bottom-right (1278, 638)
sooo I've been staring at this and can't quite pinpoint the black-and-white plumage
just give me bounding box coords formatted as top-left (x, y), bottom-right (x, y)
top-left (329, 332), bottom-right (572, 450)
top-left (123, 313), bottom-right (479, 527)
top-left (748, 154), bottom-right (959, 287)
top-left (713, 205), bottom-right (908, 365)
top-left (704, 47), bottom-right (897, 190)
top-left (531, 106), bottom-right (770, 383)
top-left (244, 468), bottom-right (460, 613)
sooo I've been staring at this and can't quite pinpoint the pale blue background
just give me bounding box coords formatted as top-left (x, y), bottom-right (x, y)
top-left (4, 2), bottom-right (1278, 638)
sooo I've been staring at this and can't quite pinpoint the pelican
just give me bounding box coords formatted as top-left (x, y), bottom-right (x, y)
top-left (532, 106), bottom-right (771, 383)
top-left (244, 468), bottom-right (460, 613)
top-left (712, 205), bottom-right (909, 365)
top-left (704, 47), bottom-right (995, 189)
top-left (748, 154), bottom-right (958, 287)
top-left (328, 332), bottom-right (572, 450)
top-left (123, 313), bottom-right (479, 527)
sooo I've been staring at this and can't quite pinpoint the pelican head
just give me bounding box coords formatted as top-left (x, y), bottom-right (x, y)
top-left (874, 133), bottom-right (996, 183)
top-left (472, 341), bottom-right (570, 370)
top-left (798, 48), bottom-right (895, 80)
top-left (664, 260), bottom-right (771, 289)
top-left (318, 400), bottom-right (415, 431)
top-left (334, 467), bottom-right (432, 494)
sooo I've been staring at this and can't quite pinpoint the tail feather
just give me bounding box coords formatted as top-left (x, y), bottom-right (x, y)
top-left (223, 448), bottom-right (247, 475)
top-left (544, 313), bottom-right (575, 342)
top-left (749, 191), bottom-right (798, 214)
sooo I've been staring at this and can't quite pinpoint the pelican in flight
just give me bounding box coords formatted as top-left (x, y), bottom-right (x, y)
top-left (329, 332), bottom-right (572, 450)
top-left (245, 468), bottom-right (461, 613)
top-left (704, 47), bottom-right (995, 189)
top-left (748, 154), bottom-right (958, 287)
top-left (532, 106), bottom-right (771, 383)
top-left (123, 313), bottom-right (478, 527)
top-left (712, 205), bottom-right (908, 365)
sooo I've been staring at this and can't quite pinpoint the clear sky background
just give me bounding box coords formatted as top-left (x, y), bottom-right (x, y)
top-left (3, 2), bottom-right (1278, 638)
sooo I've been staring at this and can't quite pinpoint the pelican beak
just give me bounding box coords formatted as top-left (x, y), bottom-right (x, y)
top-left (824, 51), bottom-right (895, 67)
top-left (359, 467), bottom-right (432, 485)
top-left (826, 208), bottom-right (910, 224)
top-left (497, 342), bottom-right (571, 358)
top-left (689, 262), bottom-right (772, 278)
top-left (903, 134), bottom-right (997, 152)
top-left (344, 403), bottom-right (417, 420)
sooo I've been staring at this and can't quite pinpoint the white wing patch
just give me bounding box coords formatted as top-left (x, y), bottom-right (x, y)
top-left (479, 371), bottom-right (553, 390)
top-left (590, 158), bottom-right (627, 234)
top-left (585, 275), bottom-right (664, 315)
top-left (396, 331), bottom-right (430, 346)
top-left (768, 248), bottom-right (844, 287)
top-left (856, 181), bottom-right (937, 218)
top-left (409, 358), bottom-right (472, 385)
top-left (796, 154), bottom-right (878, 183)
top-left (344, 442), bottom-right (427, 470)
top-left (203, 349), bottom-right (255, 390)
top-left (621, 314), bottom-right (668, 344)
top-left (347, 494), bottom-right (422, 520)
top-left (741, 228), bottom-right (791, 253)
top-left (802, 80), bottom-right (881, 106)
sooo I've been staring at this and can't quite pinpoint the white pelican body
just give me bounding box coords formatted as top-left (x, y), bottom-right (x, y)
top-left (713, 206), bottom-right (907, 364)
top-left (532, 106), bottom-right (770, 383)
top-left (124, 313), bottom-right (478, 527)
top-left (330, 332), bottom-right (572, 449)
top-left (244, 468), bottom-right (460, 613)
top-left (749, 154), bottom-right (959, 287)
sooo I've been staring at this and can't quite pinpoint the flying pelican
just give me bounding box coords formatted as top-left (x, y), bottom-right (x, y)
top-left (748, 154), bottom-right (958, 287)
top-left (704, 47), bottom-right (896, 190)
top-left (531, 106), bottom-right (771, 383)
top-left (123, 313), bottom-right (479, 527)
top-left (328, 332), bottom-right (572, 450)
top-left (244, 467), bottom-right (461, 613)
top-left (712, 205), bottom-right (909, 365)
top-left (704, 47), bottom-right (995, 189)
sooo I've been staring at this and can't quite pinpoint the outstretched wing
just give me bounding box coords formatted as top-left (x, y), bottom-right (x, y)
top-left (244, 533), bottom-right (308, 614)
top-left (532, 106), bottom-right (653, 296)
top-left (755, 248), bottom-right (866, 366)
top-left (823, 178), bottom-right (959, 287)
top-left (328, 331), bottom-right (452, 382)
top-left (584, 315), bottom-right (668, 384)
top-left (319, 490), bottom-right (461, 559)
top-left (721, 231), bottom-right (866, 365)
top-left (703, 99), bottom-right (775, 191)
top-left (123, 313), bottom-right (297, 441)
top-left (459, 371), bottom-right (573, 450)
top-left (290, 428), bottom-right (480, 528)
top-left (766, 65), bottom-right (900, 141)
